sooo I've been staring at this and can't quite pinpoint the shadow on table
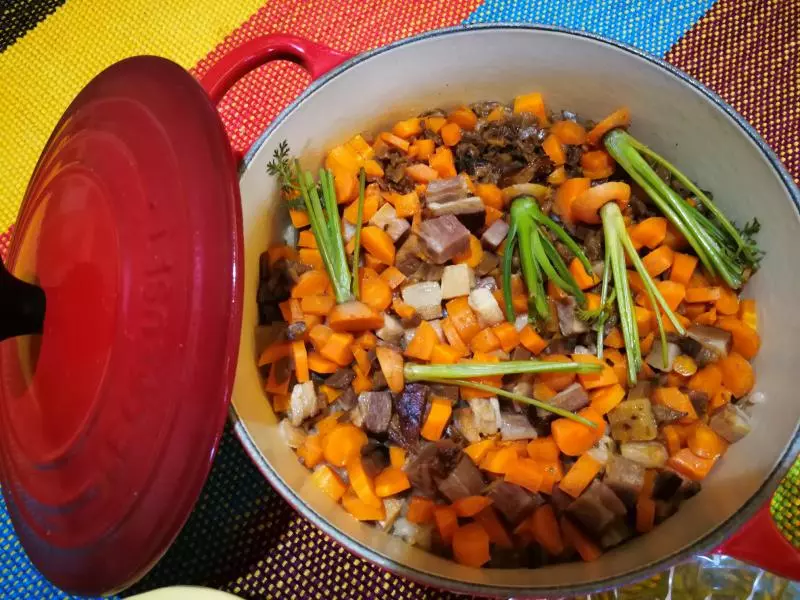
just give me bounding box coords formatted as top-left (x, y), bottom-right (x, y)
top-left (124, 423), bottom-right (295, 596)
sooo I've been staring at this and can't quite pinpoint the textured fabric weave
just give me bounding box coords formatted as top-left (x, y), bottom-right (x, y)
top-left (1, 0), bottom-right (799, 598)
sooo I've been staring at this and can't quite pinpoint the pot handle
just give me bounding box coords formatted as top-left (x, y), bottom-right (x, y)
top-left (716, 500), bottom-right (800, 580)
top-left (199, 34), bottom-right (351, 104)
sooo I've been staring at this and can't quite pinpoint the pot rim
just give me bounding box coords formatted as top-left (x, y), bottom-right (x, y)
top-left (233, 23), bottom-right (800, 596)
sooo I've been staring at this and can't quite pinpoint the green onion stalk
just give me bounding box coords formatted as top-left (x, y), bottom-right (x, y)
top-left (604, 129), bottom-right (761, 289)
top-left (404, 360), bottom-right (602, 426)
top-left (503, 195), bottom-right (594, 325)
top-left (597, 202), bottom-right (685, 384)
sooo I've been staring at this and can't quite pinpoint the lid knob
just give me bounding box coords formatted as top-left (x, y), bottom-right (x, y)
top-left (0, 259), bottom-right (45, 341)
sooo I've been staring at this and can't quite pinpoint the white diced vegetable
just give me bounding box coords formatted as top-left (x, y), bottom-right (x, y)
top-left (288, 381), bottom-right (319, 426)
top-left (468, 397), bottom-right (501, 436)
top-left (468, 287), bottom-right (504, 327)
top-left (379, 498), bottom-right (405, 531)
top-left (342, 220), bottom-right (357, 242)
top-left (620, 441), bottom-right (668, 468)
top-left (392, 518), bottom-right (433, 550)
top-left (402, 281), bottom-right (443, 320)
top-left (278, 418), bottom-right (307, 448)
top-left (370, 202), bottom-right (398, 229)
top-left (514, 313), bottom-right (528, 332)
top-left (441, 264), bottom-right (475, 299)
top-left (588, 435), bottom-right (616, 466)
top-left (376, 314), bottom-right (404, 342)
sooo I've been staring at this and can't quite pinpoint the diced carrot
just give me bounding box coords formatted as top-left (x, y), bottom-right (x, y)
top-left (300, 294), bottom-right (335, 316)
top-left (586, 106), bottom-right (630, 146)
top-left (380, 131), bottom-right (410, 152)
top-left (392, 298), bottom-right (417, 320)
top-left (355, 331), bottom-right (377, 350)
top-left (258, 342), bottom-right (292, 366)
top-left (580, 150), bottom-right (615, 179)
top-left (739, 299), bottom-right (758, 332)
top-left (406, 163), bottom-right (440, 183)
top-left (569, 258), bottom-right (600, 290)
top-left (519, 325), bottom-right (548, 355)
top-left (464, 439), bottom-right (496, 464)
top-left (320, 332), bottom-right (355, 367)
top-left (560, 454), bottom-right (602, 498)
top-left (392, 117), bottom-right (422, 139)
top-left (715, 286), bottom-right (740, 315)
top-left (572, 182), bottom-right (631, 225)
top-left (380, 266), bottom-right (406, 290)
top-left (347, 457), bottom-right (383, 508)
top-left (289, 209), bottom-right (310, 229)
top-left (642, 245), bottom-right (674, 277)
top-left (688, 423), bottom-right (729, 460)
top-left (332, 166), bottom-right (358, 203)
top-left (376, 345), bottom-right (405, 393)
top-left (656, 280), bottom-right (686, 311)
top-left (296, 433), bottom-right (324, 468)
top-left (480, 447), bottom-right (518, 474)
top-left (445, 297), bottom-right (482, 343)
top-left (440, 318), bottom-right (470, 357)
top-left (425, 115), bottom-right (447, 133)
top-left (297, 229), bottom-right (318, 248)
top-left (452, 523), bottom-right (491, 567)
top-left (716, 317), bottom-right (760, 360)
top-left (359, 226), bottom-right (395, 265)
top-left (603, 327), bottom-right (625, 349)
top-left (551, 120), bottom-right (587, 145)
top-left (360, 277), bottom-right (393, 313)
top-left (652, 387), bottom-right (698, 423)
top-left (670, 252), bottom-right (698, 286)
top-left (491, 322), bottom-right (520, 353)
top-left (554, 178), bottom-right (590, 224)
top-left (374, 466), bottom-right (412, 497)
top-left (627, 217), bottom-right (667, 251)
top-left (537, 354), bottom-right (577, 391)
top-left (430, 343), bottom-right (462, 364)
top-left (636, 497), bottom-right (656, 534)
top-left (352, 364), bottom-right (372, 393)
top-left (561, 517), bottom-right (602, 562)
top-left (363, 159), bottom-right (384, 178)
top-left (470, 328), bottom-right (501, 354)
top-left (709, 387), bottom-right (733, 412)
top-left (292, 270), bottom-right (331, 298)
top-left (530, 505), bottom-right (565, 556)
top-left (523, 437), bottom-right (556, 462)
top-left (589, 383), bottom-right (625, 415)
top-left (513, 92), bottom-right (549, 126)
top-left (326, 144), bottom-right (361, 172)
top-left (505, 458), bottom-right (544, 493)
top-left (389, 446), bottom-right (406, 469)
top-left (662, 424), bottom-right (682, 456)
top-left (668, 448), bottom-right (718, 481)
top-left (474, 506), bottom-right (513, 548)
top-left (476, 183), bottom-right (505, 209)
top-left (543, 134), bottom-right (566, 166)
top-left (688, 364), bottom-right (723, 399)
top-left (410, 138), bottom-right (435, 161)
top-left (328, 300), bottom-right (384, 332)
top-left (429, 146), bottom-right (457, 178)
top-left (311, 465), bottom-right (347, 502)
top-left (343, 192), bottom-right (379, 225)
top-left (421, 396), bottom-right (453, 441)
top-left (685, 286), bottom-right (722, 303)
top-left (290, 340), bottom-right (310, 383)
top-left (404, 321), bottom-right (438, 361)
top-left (307, 352), bottom-right (339, 374)
top-left (551, 407), bottom-right (605, 456)
top-left (298, 248), bottom-right (323, 270)
top-left (309, 324), bottom-right (334, 352)
top-left (452, 496), bottom-right (494, 518)
top-left (319, 385), bottom-right (343, 405)
top-left (440, 122), bottom-right (462, 146)
top-left (434, 505), bottom-right (459, 544)
top-left (342, 488), bottom-right (386, 521)
top-left (717, 351), bottom-right (755, 397)
top-left (547, 166), bottom-right (568, 186)
top-left (407, 496), bottom-right (436, 524)
top-left (323, 424), bottom-right (368, 467)
top-left (447, 105), bottom-right (478, 130)
top-left (453, 234), bottom-right (484, 268)
top-left (572, 354), bottom-right (618, 390)
top-left (695, 308), bottom-right (717, 326)
top-left (316, 412), bottom-right (344, 438)
top-left (302, 314), bottom-right (322, 337)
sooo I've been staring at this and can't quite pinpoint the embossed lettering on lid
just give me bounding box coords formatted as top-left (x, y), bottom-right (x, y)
top-left (0, 56), bottom-right (243, 595)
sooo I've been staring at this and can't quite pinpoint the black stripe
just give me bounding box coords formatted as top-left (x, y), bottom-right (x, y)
top-left (1, 0), bottom-right (68, 53)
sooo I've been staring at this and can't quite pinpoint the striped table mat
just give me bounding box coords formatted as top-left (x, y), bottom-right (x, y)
top-left (1, 1), bottom-right (798, 598)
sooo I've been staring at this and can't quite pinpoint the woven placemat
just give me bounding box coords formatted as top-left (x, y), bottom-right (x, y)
top-left (1, 1), bottom-right (799, 598)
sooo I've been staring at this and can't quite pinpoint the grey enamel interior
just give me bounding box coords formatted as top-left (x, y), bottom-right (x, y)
top-left (230, 26), bottom-right (800, 595)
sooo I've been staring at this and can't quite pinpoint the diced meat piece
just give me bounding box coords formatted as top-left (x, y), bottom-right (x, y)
top-left (278, 419), bottom-right (306, 449)
top-left (652, 403), bottom-right (686, 424)
top-left (441, 264), bottom-right (475, 299)
top-left (425, 174), bottom-right (470, 204)
top-left (687, 325), bottom-right (732, 360)
top-left (481, 219), bottom-right (509, 250)
top-left (372, 370), bottom-right (389, 390)
top-left (603, 454), bottom-right (645, 506)
top-left (395, 234), bottom-right (426, 275)
top-left (566, 480), bottom-right (627, 535)
top-left (419, 264), bottom-right (445, 282)
top-left (537, 382), bottom-right (589, 419)
top-left (452, 407), bottom-right (481, 443)
top-left (500, 413), bottom-right (538, 441)
top-left (387, 414), bottom-right (406, 448)
top-left (361, 442), bottom-right (390, 478)
top-left (599, 520), bottom-right (633, 549)
top-left (505, 374), bottom-right (533, 398)
top-left (436, 455), bottom-right (485, 502)
top-left (429, 383), bottom-right (460, 402)
top-left (404, 440), bottom-right (461, 497)
top-left (418, 214), bottom-right (470, 264)
top-left (608, 399), bottom-right (658, 442)
top-left (475, 276), bottom-right (497, 291)
top-left (709, 403), bottom-right (752, 443)
top-left (395, 383), bottom-right (429, 446)
top-left (386, 217), bottom-right (411, 242)
top-left (652, 470), bottom-right (683, 501)
top-left (545, 335), bottom-right (577, 355)
top-left (401, 313), bottom-right (422, 330)
top-left (474, 252), bottom-right (500, 277)
top-left (428, 196), bottom-right (485, 218)
top-left (376, 314), bottom-right (404, 342)
top-left (467, 397), bottom-right (501, 436)
top-left (288, 381), bottom-right (320, 426)
top-left (468, 287), bottom-right (505, 327)
top-left (402, 281), bottom-right (443, 320)
top-left (326, 367), bottom-right (356, 389)
top-left (688, 390), bottom-right (709, 418)
top-left (557, 297), bottom-right (590, 336)
top-left (511, 346), bottom-right (533, 361)
top-left (336, 387), bottom-right (358, 411)
top-left (486, 481), bottom-right (544, 525)
top-left (359, 391), bottom-right (393, 433)
top-left (550, 485), bottom-right (574, 514)
top-left (587, 435), bottom-right (616, 466)
top-left (370, 202), bottom-right (398, 229)
top-left (645, 342), bottom-right (681, 372)
top-left (620, 441), bottom-right (668, 468)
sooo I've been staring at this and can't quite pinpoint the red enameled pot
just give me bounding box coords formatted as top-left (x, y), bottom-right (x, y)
top-left (0, 25), bottom-right (798, 597)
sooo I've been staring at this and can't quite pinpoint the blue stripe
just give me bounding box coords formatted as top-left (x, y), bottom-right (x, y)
top-left (463, 0), bottom-right (716, 57)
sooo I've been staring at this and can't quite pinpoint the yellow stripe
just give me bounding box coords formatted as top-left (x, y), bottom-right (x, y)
top-left (0, 0), bottom-right (263, 233)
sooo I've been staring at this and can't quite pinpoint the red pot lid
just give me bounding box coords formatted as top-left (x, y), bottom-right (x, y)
top-left (0, 56), bottom-right (243, 595)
